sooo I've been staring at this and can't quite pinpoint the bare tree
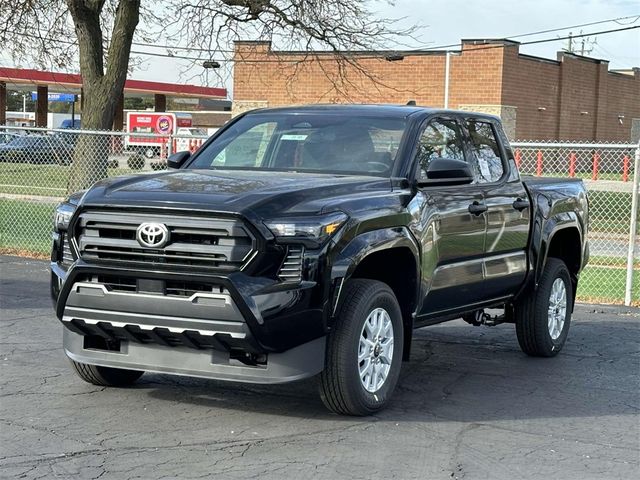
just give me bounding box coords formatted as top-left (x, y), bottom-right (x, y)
top-left (0, 1), bottom-right (415, 191)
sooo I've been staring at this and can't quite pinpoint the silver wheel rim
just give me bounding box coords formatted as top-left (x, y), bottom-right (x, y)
top-left (548, 278), bottom-right (567, 340)
top-left (358, 307), bottom-right (394, 393)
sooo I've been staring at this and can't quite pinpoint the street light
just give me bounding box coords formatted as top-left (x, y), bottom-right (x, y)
top-left (203, 60), bottom-right (221, 69)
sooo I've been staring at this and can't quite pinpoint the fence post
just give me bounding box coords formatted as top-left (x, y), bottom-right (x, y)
top-left (623, 155), bottom-right (629, 182)
top-left (536, 151), bottom-right (543, 176)
top-left (592, 151), bottom-right (599, 180)
top-left (569, 152), bottom-right (576, 178)
top-left (624, 145), bottom-right (640, 306)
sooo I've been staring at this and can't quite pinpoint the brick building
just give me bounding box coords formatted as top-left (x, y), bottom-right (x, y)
top-left (232, 39), bottom-right (640, 142)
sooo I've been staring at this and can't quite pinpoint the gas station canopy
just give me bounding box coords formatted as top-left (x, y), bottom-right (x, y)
top-left (0, 67), bottom-right (227, 99)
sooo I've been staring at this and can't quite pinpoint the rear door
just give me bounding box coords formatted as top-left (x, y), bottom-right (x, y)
top-left (411, 116), bottom-right (488, 316)
top-left (463, 117), bottom-right (530, 299)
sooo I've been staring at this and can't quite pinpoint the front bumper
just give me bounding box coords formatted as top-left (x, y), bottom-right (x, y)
top-left (51, 255), bottom-right (330, 383)
top-left (63, 328), bottom-right (325, 384)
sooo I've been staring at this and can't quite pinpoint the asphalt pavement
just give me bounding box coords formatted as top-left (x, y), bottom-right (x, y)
top-left (1, 255), bottom-right (639, 479)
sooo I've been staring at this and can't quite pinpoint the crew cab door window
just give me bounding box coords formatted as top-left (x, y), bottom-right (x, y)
top-left (466, 120), bottom-right (505, 183)
top-left (416, 118), bottom-right (466, 178)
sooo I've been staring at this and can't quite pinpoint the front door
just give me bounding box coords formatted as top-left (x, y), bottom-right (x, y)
top-left (408, 117), bottom-right (488, 317)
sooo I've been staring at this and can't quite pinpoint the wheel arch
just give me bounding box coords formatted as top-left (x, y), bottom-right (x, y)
top-left (539, 222), bottom-right (583, 309)
top-left (330, 227), bottom-right (421, 360)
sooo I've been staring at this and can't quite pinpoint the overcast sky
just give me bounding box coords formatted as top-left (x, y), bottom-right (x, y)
top-left (132, 0), bottom-right (639, 94)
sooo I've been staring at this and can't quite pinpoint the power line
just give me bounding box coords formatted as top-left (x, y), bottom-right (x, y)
top-left (3, 20), bottom-right (639, 64)
top-left (129, 14), bottom-right (640, 53)
top-left (128, 24), bottom-right (640, 62)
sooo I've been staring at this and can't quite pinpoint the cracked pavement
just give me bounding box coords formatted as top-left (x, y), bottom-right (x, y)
top-left (1, 255), bottom-right (639, 479)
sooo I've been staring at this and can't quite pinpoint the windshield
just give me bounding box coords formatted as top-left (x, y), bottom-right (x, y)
top-left (188, 113), bottom-right (407, 176)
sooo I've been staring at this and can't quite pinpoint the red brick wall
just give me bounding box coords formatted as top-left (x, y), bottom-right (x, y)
top-left (233, 40), bottom-right (640, 141)
top-left (501, 49), bottom-right (561, 140)
top-left (501, 51), bottom-right (640, 141)
top-left (602, 70), bottom-right (640, 141)
top-left (233, 41), bottom-right (504, 108)
top-left (234, 43), bottom-right (441, 106)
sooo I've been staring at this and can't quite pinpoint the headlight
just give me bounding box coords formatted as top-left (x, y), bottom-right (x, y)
top-left (265, 212), bottom-right (348, 246)
top-left (54, 202), bottom-right (76, 231)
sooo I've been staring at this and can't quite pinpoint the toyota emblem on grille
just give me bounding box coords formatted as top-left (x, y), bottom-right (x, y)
top-left (136, 223), bottom-right (170, 248)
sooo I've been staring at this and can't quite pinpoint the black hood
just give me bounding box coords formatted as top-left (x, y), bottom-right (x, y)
top-left (80, 169), bottom-right (391, 218)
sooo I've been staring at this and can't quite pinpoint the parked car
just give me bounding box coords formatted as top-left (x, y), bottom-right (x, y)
top-left (174, 127), bottom-right (209, 152)
top-left (60, 118), bottom-right (81, 129)
top-left (0, 135), bottom-right (74, 165)
top-left (0, 132), bottom-right (21, 145)
top-left (51, 105), bottom-right (589, 415)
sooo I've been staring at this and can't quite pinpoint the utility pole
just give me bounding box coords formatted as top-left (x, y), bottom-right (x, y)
top-left (579, 36), bottom-right (596, 56)
top-left (566, 32), bottom-right (573, 53)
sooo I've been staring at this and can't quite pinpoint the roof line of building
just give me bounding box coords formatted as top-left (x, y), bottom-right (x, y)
top-left (0, 67), bottom-right (227, 99)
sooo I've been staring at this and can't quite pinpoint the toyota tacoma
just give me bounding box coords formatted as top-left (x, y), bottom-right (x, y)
top-left (51, 105), bottom-right (589, 415)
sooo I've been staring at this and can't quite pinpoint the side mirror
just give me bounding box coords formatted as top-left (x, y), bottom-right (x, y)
top-left (167, 151), bottom-right (191, 169)
top-left (418, 158), bottom-right (474, 186)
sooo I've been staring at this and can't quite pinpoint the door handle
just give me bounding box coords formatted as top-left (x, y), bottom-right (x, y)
top-left (512, 198), bottom-right (530, 211)
top-left (468, 201), bottom-right (488, 215)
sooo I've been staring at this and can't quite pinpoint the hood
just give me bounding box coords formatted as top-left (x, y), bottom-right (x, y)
top-left (80, 168), bottom-right (392, 218)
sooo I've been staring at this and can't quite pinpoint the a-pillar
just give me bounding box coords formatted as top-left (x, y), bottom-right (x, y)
top-left (113, 92), bottom-right (124, 131)
top-left (35, 85), bottom-right (48, 127)
top-left (0, 82), bottom-right (6, 125)
top-left (154, 94), bottom-right (166, 112)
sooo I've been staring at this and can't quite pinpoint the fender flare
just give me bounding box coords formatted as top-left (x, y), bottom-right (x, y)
top-left (330, 226), bottom-right (420, 283)
top-left (536, 213), bottom-right (583, 285)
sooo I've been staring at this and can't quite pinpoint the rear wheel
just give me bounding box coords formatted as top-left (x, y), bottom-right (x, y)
top-left (70, 360), bottom-right (143, 387)
top-left (319, 279), bottom-right (403, 416)
top-left (515, 258), bottom-right (573, 357)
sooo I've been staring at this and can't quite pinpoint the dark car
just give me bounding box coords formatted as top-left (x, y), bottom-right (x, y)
top-left (50, 105), bottom-right (589, 415)
top-left (0, 132), bottom-right (21, 145)
top-left (0, 135), bottom-right (74, 165)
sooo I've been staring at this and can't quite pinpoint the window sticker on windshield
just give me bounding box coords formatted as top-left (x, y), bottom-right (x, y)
top-left (281, 134), bottom-right (308, 141)
top-left (478, 158), bottom-right (491, 179)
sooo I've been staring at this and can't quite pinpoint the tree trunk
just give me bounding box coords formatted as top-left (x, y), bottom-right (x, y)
top-left (66, 0), bottom-right (140, 194)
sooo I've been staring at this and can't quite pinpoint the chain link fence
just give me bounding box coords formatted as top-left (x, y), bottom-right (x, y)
top-left (512, 141), bottom-right (639, 306)
top-left (0, 126), bottom-right (638, 305)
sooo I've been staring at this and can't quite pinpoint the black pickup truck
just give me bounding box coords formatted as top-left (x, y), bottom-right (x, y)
top-left (51, 105), bottom-right (589, 415)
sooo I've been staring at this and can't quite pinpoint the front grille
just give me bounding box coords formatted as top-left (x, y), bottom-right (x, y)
top-left (75, 211), bottom-right (256, 271)
top-left (278, 246), bottom-right (304, 281)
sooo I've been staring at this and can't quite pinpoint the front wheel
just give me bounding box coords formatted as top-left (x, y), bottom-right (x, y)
top-left (515, 258), bottom-right (573, 357)
top-left (70, 360), bottom-right (144, 387)
top-left (319, 279), bottom-right (404, 416)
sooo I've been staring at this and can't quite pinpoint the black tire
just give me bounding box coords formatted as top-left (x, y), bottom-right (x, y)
top-left (70, 359), bottom-right (144, 387)
top-left (319, 279), bottom-right (404, 416)
top-left (515, 258), bottom-right (573, 357)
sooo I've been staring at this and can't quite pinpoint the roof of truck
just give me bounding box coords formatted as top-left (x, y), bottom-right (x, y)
top-left (244, 104), bottom-right (500, 121)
